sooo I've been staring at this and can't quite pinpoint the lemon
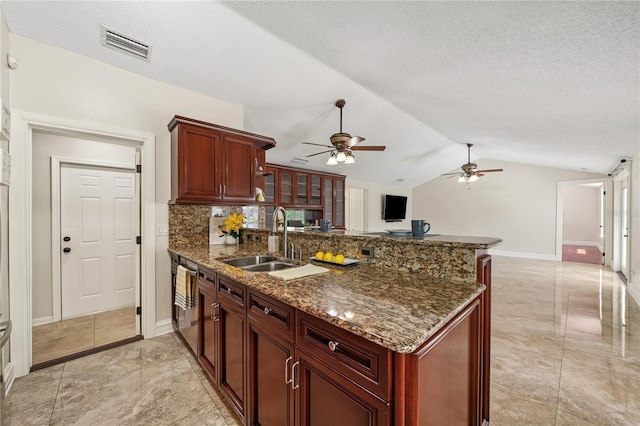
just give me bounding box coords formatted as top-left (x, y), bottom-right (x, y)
top-left (323, 252), bottom-right (334, 262)
top-left (335, 254), bottom-right (345, 264)
top-left (315, 251), bottom-right (325, 259)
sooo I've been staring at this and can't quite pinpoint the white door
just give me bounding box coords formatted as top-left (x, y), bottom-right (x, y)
top-left (60, 164), bottom-right (138, 319)
top-left (346, 187), bottom-right (366, 232)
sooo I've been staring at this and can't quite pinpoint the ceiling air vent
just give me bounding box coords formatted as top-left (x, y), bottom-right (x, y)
top-left (101, 26), bottom-right (151, 61)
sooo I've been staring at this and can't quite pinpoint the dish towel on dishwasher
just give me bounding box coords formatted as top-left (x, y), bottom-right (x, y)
top-left (175, 265), bottom-right (189, 309)
top-left (268, 264), bottom-right (329, 280)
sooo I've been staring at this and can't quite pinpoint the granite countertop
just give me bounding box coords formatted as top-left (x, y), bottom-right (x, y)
top-left (255, 229), bottom-right (503, 250)
top-left (169, 243), bottom-right (485, 354)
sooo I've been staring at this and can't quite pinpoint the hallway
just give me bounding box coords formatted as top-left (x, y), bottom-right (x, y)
top-left (4, 256), bottom-right (639, 425)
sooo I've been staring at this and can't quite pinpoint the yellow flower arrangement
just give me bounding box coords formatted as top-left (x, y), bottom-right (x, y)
top-left (219, 213), bottom-right (244, 239)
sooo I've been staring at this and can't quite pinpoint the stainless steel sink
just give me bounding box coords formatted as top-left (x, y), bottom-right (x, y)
top-left (241, 262), bottom-right (296, 272)
top-left (222, 255), bottom-right (279, 267)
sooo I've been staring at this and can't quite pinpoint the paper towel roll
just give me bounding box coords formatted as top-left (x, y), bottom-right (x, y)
top-left (210, 217), bottom-right (226, 245)
top-left (268, 235), bottom-right (280, 253)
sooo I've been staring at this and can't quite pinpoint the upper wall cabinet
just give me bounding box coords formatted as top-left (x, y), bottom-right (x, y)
top-left (169, 116), bottom-right (276, 204)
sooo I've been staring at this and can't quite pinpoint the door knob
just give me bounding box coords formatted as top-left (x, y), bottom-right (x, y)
top-left (63, 247), bottom-right (71, 253)
top-left (63, 236), bottom-right (71, 242)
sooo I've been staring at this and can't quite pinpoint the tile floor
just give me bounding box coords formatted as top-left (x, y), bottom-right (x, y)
top-left (32, 306), bottom-right (137, 365)
top-left (5, 256), bottom-right (640, 425)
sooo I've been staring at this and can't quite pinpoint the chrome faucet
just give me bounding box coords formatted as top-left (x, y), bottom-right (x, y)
top-left (272, 206), bottom-right (288, 258)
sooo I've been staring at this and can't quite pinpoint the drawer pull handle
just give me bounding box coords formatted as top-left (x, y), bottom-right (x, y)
top-left (211, 303), bottom-right (219, 321)
top-left (227, 287), bottom-right (233, 295)
top-left (291, 361), bottom-right (300, 390)
top-left (264, 307), bottom-right (272, 315)
top-left (328, 341), bottom-right (339, 352)
top-left (284, 356), bottom-right (293, 384)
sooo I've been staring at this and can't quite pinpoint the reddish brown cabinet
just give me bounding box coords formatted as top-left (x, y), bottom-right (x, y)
top-left (169, 115), bottom-right (275, 204)
top-left (264, 163), bottom-right (346, 229)
top-left (188, 257), bottom-right (489, 426)
top-left (247, 291), bottom-right (296, 426)
top-left (198, 267), bottom-right (218, 381)
top-left (217, 275), bottom-right (247, 421)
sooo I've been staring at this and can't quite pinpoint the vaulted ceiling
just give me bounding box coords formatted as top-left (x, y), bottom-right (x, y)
top-left (2, 1), bottom-right (638, 187)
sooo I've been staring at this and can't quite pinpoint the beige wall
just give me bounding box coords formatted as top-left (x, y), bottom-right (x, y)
top-left (346, 178), bottom-right (412, 232)
top-left (412, 159), bottom-right (606, 259)
top-left (10, 34), bottom-right (244, 325)
top-left (0, 11), bottom-right (10, 375)
top-left (31, 131), bottom-right (137, 322)
top-left (630, 151), bottom-right (640, 303)
top-left (562, 184), bottom-right (602, 248)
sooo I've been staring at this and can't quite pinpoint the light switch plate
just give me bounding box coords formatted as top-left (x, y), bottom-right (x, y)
top-left (156, 224), bottom-right (168, 236)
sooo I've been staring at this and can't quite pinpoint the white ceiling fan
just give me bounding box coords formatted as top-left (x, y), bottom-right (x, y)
top-left (442, 143), bottom-right (503, 182)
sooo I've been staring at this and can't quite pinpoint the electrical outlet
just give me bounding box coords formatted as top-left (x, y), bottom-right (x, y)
top-left (360, 246), bottom-right (374, 259)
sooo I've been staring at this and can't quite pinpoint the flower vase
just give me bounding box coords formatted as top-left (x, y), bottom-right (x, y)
top-left (224, 235), bottom-right (239, 245)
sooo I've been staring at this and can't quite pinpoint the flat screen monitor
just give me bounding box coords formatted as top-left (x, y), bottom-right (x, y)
top-left (382, 194), bottom-right (407, 222)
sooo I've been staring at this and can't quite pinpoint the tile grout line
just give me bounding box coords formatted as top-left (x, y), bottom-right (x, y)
top-left (49, 362), bottom-right (67, 425)
top-left (554, 286), bottom-right (570, 426)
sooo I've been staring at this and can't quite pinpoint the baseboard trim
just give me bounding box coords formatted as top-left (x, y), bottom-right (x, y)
top-left (489, 249), bottom-right (559, 261)
top-left (155, 319), bottom-right (174, 336)
top-left (32, 316), bottom-right (53, 327)
top-left (562, 240), bottom-right (600, 247)
top-left (628, 282), bottom-right (640, 307)
top-left (4, 361), bottom-right (14, 396)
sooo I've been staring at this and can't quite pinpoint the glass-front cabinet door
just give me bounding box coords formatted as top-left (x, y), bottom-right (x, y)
top-left (310, 175), bottom-right (322, 207)
top-left (334, 179), bottom-right (344, 228)
top-left (323, 177), bottom-right (333, 223)
top-left (280, 171), bottom-right (293, 205)
top-left (295, 173), bottom-right (309, 205)
top-left (263, 167), bottom-right (277, 204)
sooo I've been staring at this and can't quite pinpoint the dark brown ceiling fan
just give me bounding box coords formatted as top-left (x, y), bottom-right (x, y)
top-left (303, 99), bottom-right (385, 165)
top-left (442, 143), bottom-right (503, 182)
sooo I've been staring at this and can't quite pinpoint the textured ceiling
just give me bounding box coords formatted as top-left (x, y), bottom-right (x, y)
top-left (2, 1), bottom-right (638, 187)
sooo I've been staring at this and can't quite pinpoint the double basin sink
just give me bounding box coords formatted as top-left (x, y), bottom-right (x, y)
top-left (222, 255), bottom-right (296, 272)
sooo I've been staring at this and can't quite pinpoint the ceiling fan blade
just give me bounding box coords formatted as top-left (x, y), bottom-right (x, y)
top-left (305, 150), bottom-right (333, 158)
top-left (475, 169), bottom-right (503, 173)
top-left (345, 136), bottom-right (365, 147)
top-left (351, 145), bottom-right (386, 151)
top-left (302, 141), bottom-right (333, 148)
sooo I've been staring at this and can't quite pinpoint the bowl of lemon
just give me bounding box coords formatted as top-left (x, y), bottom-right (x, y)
top-left (313, 251), bottom-right (358, 266)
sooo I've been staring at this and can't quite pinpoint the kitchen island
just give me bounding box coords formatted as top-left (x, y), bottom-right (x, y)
top-left (169, 227), bottom-right (500, 426)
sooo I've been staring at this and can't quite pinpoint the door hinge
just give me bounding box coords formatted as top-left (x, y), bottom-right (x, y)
top-left (136, 236), bottom-right (142, 244)
top-left (602, 252), bottom-right (605, 257)
top-left (136, 306), bottom-right (142, 315)
top-left (136, 164), bottom-right (141, 173)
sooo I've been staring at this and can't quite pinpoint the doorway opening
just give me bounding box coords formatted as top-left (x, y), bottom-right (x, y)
top-left (31, 132), bottom-right (142, 368)
top-left (8, 111), bottom-right (156, 379)
top-left (556, 179), bottom-right (611, 265)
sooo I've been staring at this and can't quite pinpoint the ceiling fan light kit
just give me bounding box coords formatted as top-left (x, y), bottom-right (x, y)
top-left (304, 99), bottom-right (385, 165)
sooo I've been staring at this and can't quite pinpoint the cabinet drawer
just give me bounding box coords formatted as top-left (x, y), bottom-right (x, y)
top-left (248, 290), bottom-right (295, 342)
top-left (296, 311), bottom-right (392, 400)
top-left (198, 267), bottom-right (216, 293)
top-left (218, 275), bottom-right (246, 307)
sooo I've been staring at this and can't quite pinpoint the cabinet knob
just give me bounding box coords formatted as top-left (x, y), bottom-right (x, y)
top-left (328, 341), bottom-right (339, 352)
top-left (227, 287), bottom-right (233, 295)
top-left (264, 307), bottom-right (272, 315)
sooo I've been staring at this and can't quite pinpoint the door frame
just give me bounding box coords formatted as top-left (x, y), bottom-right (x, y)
top-left (556, 178), bottom-right (612, 264)
top-left (52, 158), bottom-right (140, 329)
top-left (9, 110), bottom-right (156, 378)
top-left (612, 169), bottom-right (630, 276)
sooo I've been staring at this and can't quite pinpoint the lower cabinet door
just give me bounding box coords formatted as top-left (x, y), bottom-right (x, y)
top-left (247, 319), bottom-right (295, 426)
top-left (296, 351), bottom-right (391, 426)
top-left (198, 288), bottom-right (217, 381)
top-left (219, 300), bottom-right (246, 420)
